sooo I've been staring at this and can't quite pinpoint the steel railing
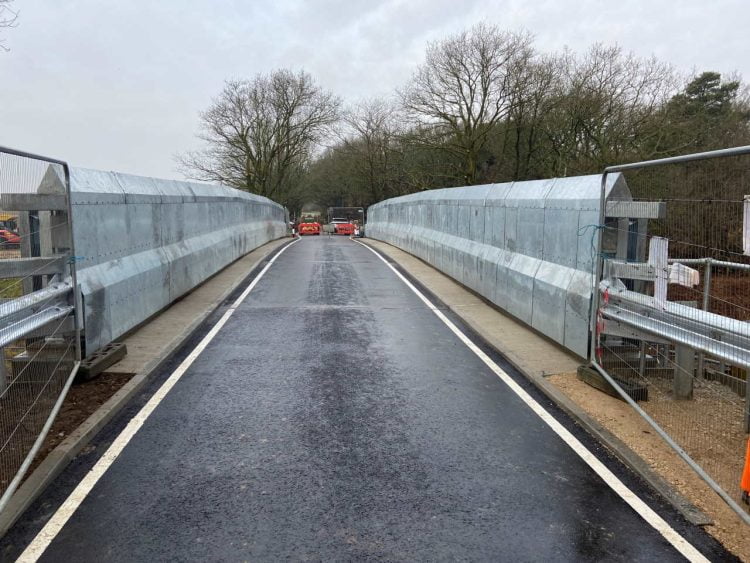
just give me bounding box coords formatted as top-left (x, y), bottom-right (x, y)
top-left (591, 145), bottom-right (750, 524)
top-left (0, 146), bottom-right (80, 513)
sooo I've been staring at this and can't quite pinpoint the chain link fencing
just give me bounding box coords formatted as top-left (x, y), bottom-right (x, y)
top-left (0, 147), bottom-right (80, 512)
top-left (591, 146), bottom-right (750, 523)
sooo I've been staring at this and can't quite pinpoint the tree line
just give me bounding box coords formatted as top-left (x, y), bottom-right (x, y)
top-left (180, 24), bottom-right (750, 212)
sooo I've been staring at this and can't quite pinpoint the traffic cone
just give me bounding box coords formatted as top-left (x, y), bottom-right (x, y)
top-left (742, 437), bottom-right (750, 504)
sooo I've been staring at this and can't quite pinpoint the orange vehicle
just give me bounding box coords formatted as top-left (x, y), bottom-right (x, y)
top-left (0, 213), bottom-right (20, 247)
top-left (330, 218), bottom-right (355, 236)
top-left (0, 227), bottom-right (20, 248)
top-left (298, 213), bottom-right (321, 235)
top-left (298, 221), bottom-right (321, 235)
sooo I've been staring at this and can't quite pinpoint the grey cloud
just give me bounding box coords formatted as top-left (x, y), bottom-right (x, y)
top-left (0, 0), bottom-right (746, 179)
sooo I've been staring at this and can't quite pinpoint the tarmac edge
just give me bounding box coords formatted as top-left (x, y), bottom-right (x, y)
top-left (0, 238), bottom-right (293, 538)
top-left (360, 238), bottom-right (712, 527)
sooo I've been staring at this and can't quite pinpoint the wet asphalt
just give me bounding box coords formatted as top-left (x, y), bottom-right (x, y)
top-left (0, 236), bottom-right (737, 561)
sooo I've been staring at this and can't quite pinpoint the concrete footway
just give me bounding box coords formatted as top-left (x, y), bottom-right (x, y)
top-left (1, 236), bottom-right (734, 561)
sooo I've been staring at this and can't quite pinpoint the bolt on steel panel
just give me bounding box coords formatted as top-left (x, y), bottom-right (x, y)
top-left (542, 206), bottom-right (582, 269)
top-left (504, 253), bottom-right (542, 325)
top-left (532, 261), bottom-right (575, 344)
top-left (564, 269), bottom-right (593, 357)
top-left (366, 173), bottom-right (630, 357)
top-left (69, 167), bottom-right (286, 356)
top-left (516, 206), bottom-right (546, 259)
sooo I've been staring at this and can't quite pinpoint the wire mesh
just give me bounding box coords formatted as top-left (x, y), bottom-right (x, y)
top-left (594, 149), bottom-right (750, 519)
top-left (0, 148), bottom-right (78, 508)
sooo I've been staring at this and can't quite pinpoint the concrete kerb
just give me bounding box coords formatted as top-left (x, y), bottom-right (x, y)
top-left (360, 238), bottom-right (711, 527)
top-left (527, 372), bottom-right (712, 526)
top-left (0, 238), bottom-right (293, 538)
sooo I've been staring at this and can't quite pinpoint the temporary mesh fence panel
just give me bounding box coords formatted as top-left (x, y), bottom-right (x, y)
top-left (0, 148), bottom-right (79, 511)
top-left (593, 148), bottom-right (750, 522)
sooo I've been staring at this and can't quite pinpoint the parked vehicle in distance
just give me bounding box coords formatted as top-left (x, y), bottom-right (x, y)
top-left (330, 217), bottom-right (355, 236)
top-left (298, 221), bottom-right (321, 235)
top-left (0, 229), bottom-right (20, 248)
top-left (298, 213), bottom-right (322, 235)
top-left (326, 207), bottom-right (365, 237)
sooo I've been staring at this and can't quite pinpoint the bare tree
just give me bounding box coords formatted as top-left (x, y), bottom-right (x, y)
top-left (179, 69), bottom-right (340, 203)
top-left (542, 45), bottom-right (676, 174)
top-left (400, 24), bottom-right (534, 184)
top-left (0, 0), bottom-right (17, 52)
top-left (340, 98), bottom-right (402, 202)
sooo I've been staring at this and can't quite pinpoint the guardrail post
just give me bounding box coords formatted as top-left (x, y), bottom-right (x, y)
top-left (697, 259), bottom-right (712, 380)
top-left (674, 345), bottom-right (695, 399)
top-left (0, 348), bottom-right (6, 392)
top-left (702, 258), bottom-right (712, 311)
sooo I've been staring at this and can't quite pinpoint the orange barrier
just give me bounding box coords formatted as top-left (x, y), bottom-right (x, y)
top-left (742, 437), bottom-right (750, 504)
top-left (298, 222), bottom-right (321, 235)
top-left (333, 222), bottom-right (355, 235)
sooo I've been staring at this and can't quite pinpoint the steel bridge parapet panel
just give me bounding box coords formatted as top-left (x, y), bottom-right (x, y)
top-left (366, 174), bottom-right (627, 357)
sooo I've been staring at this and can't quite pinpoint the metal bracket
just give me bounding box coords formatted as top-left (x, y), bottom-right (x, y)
top-left (604, 260), bottom-right (657, 281)
top-left (606, 200), bottom-right (666, 219)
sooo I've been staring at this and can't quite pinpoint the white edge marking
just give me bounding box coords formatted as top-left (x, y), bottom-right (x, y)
top-left (18, 238), bottom-right (300, 563)
top-left (354, 240), bottom-right (708, 563)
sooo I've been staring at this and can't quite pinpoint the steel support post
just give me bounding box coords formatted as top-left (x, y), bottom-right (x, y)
top-left (674, 345), bottom-right (695, 400)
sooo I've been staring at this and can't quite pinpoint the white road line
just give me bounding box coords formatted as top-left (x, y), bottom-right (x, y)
top-left (355, 240), bottom-right (708, 563)
top-left (17, 239), bottom-right (300, 563)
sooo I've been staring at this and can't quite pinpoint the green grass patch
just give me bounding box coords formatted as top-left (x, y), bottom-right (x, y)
top-left (0, 278), bottom-right (22, 299)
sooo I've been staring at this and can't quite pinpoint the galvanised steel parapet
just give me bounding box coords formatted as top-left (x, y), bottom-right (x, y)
top-left (69, 168), bottom-right (287, 355)
top-left (366, 174), bottom-right (631, 357)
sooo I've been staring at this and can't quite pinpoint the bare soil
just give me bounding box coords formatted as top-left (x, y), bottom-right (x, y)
top-left (548, 372), bottom-right (750, 560)
top-left (669, 273), bottom-right (750, 321)
top-left (23, 372), bottom-right (134, 482)
top-left (641, 378), bottom-right (746, 498)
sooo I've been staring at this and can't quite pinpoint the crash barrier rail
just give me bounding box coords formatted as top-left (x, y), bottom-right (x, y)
top-left (0, 147), bottom-right (80, 512)
top-left (592, 146), bottom-right (750, 524)
top-left (68, 167), bottom-right (287, 355)
top-left (0, 153), bottom-right (287, 513)
top-left (366, 174), bottom-right (639, 359)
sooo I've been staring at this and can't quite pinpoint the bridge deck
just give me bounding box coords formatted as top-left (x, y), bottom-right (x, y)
top-left (1, 236), bottom-right (733, 561)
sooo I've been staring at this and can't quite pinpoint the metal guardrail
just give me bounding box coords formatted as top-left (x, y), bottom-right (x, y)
top-left (0, 282), bottom-right (74, 348)
top-left (0, 146), bottom-right (80, 513)
top-left (592, 145), bottom-right (750, 524)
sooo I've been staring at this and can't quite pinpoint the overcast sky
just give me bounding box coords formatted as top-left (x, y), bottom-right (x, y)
top-left (0, 0), bottom-right (747, 180)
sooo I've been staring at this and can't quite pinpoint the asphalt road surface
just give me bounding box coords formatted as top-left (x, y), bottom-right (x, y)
top-left (1, 236), bottom-right (735, 561)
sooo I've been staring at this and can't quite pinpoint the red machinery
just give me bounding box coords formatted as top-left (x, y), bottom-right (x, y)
top-left (0, 229), bottom-right (20, 247)
top-left (298, 214), bottom-right (321, 235)
top-left (298, 222), bottom-right (320, 235)
top-left (330, 218), bottom-right (355, 236)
